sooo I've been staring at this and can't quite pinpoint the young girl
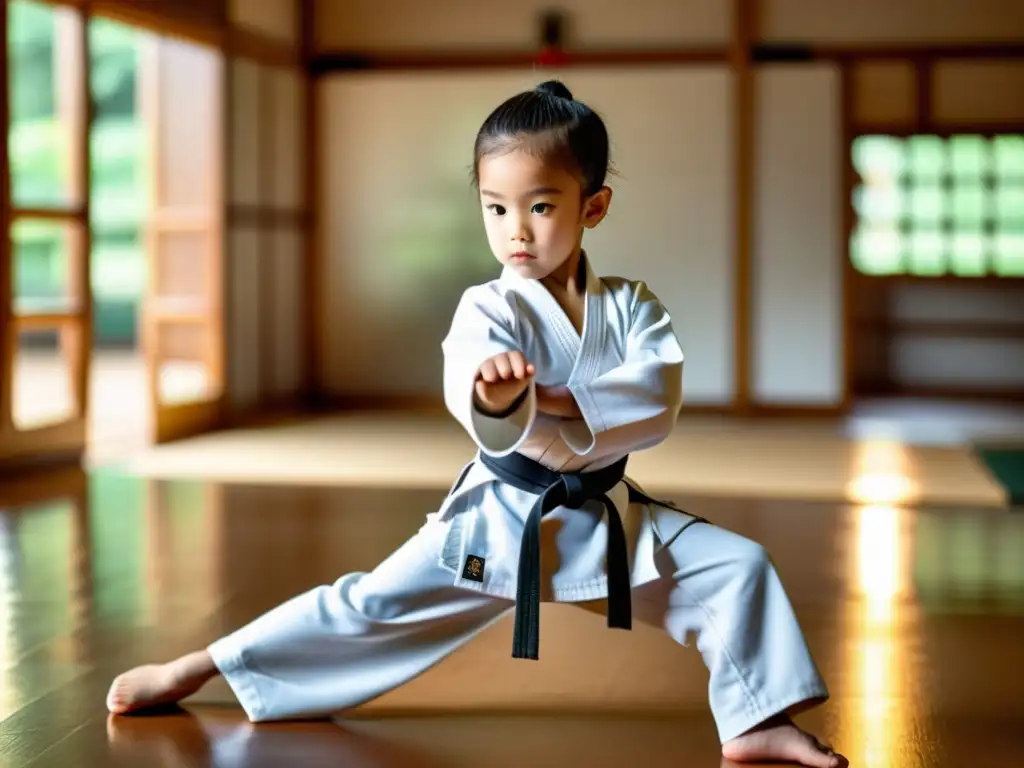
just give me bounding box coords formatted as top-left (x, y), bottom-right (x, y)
top-left (108, 80), bottom-right (847, 768)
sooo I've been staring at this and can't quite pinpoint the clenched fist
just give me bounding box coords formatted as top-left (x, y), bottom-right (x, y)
top-left (474, 351), bottom-right (535, 415)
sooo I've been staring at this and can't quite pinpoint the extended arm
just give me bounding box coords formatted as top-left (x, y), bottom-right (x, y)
top-left (442, 287), bottom-right (537, 456)
top-left (560, 282), bottom-right (683, 459)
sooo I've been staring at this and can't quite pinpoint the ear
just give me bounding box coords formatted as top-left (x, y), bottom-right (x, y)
top-left (581, 186), bottom-right (612, 229)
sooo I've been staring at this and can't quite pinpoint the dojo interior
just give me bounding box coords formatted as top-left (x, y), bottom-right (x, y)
top-left (1, 1), bottom-right (1023, 766)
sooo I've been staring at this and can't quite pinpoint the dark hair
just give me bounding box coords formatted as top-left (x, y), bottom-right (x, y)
top-left (472, 80), bottom-right (611, 197)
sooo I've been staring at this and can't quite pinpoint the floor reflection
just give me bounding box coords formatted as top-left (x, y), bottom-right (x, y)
top-left (105, 708), bottom-right (448, 768)
top-left (844, 503), bottom-right (918, 768)
top-left (104, 708), bottom-right (759, 768)
top-left (0, 466), bottom-right (1021, 766)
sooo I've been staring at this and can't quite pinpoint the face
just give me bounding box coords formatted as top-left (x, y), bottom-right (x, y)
top-left (477, 148), bottom-right (611, 281)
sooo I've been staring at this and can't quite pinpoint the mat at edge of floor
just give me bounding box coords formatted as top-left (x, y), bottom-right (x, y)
top-left (975, 447), bottom-right (1024, 507)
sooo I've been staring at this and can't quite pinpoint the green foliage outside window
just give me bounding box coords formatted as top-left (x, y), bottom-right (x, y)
top-left (8, 0), bottom-right (144, 342)
top-left (851, 134), bottom-right (1024, 277)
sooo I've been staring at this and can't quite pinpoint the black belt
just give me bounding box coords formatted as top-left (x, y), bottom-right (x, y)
top-left (478, 450), bottom-right (644, 660)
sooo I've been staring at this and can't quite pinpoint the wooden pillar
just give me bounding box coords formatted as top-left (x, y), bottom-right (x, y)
top-left (840, 65), bottom-right (855, 411)
top-left (730, 0), bottom-right (757, 414)
top-left (300, 0), bottom-right (321, 404)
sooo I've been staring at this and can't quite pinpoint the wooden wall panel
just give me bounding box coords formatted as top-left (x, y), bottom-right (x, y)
top-left (933, 61), bottom-right (1024, 124)
top-left (761, 0), bottom-right (1024, 44)
top-left (319, 68), bottom-right (736, 406)
top-left (855, 282), bottom-right (1024, 397)
top-left (891, 336), bottom-right (1024, 391)
top-left (853, 62), bottom-right (916, 126)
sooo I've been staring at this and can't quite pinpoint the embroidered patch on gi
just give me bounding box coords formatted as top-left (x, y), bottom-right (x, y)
top-left (462, 554), bottom-right (486, 582)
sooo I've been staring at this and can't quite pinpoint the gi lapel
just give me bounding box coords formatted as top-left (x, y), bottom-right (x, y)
top-left (499, 252), bottom-right (605, 376)
top-left (567, 254), bottom-right (606, 389)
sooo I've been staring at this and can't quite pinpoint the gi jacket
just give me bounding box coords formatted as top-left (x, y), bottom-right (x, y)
top-left (431, 253), bottom-right (699, 602)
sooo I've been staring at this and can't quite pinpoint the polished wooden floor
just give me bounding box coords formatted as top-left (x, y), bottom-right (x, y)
top-left (1, 464), bottom-right (1023, 767)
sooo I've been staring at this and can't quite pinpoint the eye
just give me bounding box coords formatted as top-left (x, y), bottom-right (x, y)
top-left (486, 204), bottom-right (506, 216)
top-left (531, 203), bottom-right (554, 215)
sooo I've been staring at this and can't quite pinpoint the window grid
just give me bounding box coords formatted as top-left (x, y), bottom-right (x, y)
top-left (851, 134), bottom-right (1024, 278)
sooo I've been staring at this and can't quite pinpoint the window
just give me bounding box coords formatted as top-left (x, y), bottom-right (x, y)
top-left (851, 134), bottom-right (1024, 277)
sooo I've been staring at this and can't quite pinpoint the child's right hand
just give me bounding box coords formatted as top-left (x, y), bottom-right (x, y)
top-left (474, 351), bottom-right (535, 415)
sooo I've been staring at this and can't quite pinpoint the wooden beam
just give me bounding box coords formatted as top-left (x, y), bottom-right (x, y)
top-left (309, 46), bottom-right (728, 76)
top-left (853, 121), bottom-right (1024, 138)
top-left (730, 0), bottom-right (756, 414)
top-left (13, 0), bottom-right (87, 8)
top-left (91, 0), bottom-right (226, 48)
top-left (226, 26), bottom-right (301, 68)
top-left (811, 42), bottom-right (1024, 62)
top-left (10, 207), bottom-right (87, 222)
top-left (914, 57), bottom-right (932, 132)
top-left (308, 41), bottom-right (1024, 78)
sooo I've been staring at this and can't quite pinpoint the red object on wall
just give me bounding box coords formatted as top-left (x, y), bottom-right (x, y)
top-left (537, 10), bottom-right (568, 67)
top-left (536, 45), bottom-right (568, 67)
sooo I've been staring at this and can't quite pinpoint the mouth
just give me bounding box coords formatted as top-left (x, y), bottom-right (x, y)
top-left (509, 252), bottom-right (536, 262)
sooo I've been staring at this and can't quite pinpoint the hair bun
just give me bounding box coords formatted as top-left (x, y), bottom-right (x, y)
top-left (535, 80), bottom-right (574, 100)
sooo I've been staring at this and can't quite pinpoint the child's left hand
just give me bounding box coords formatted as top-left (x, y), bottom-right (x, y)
top-left (536, 385), bottom-right (582, 419)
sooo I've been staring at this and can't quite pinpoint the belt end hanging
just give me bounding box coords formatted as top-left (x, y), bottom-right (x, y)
top-left (512, 604), bottom-right (541, 660)
top-left (607, 595), bottom-right (633, 632)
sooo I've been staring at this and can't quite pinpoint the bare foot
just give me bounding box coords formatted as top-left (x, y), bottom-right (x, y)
top-left (722, 714), bottom-right (848, 767)
top-left (107, 650), bottom-right (218, 715)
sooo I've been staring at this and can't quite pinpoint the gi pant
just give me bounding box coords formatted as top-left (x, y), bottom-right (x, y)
top-left (206, 514), bottom-right (828, 744)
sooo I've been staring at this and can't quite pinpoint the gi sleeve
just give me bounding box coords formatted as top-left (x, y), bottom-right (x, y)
top-left (442, 286), bottom-right (537, 456)
top-left (560, 282), bottom-right (683, 458)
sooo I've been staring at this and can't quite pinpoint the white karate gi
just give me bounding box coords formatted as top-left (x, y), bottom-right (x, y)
top-left (207, 254), bottom-right (829, 743)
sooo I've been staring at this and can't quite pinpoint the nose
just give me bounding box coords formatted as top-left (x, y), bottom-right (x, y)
top-left (510, 214), bottom-right (531, 243)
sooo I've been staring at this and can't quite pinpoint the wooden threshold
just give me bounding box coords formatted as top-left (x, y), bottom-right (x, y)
top-left (153, 398), bottom-right (225, 444)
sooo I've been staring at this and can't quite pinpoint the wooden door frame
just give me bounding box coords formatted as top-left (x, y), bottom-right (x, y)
top-left (3, 1), bottom-right (309, 469)
top-left (137, 31), bottom-right (227, 444)
top-left (1, 0), bottom-right (92, 472)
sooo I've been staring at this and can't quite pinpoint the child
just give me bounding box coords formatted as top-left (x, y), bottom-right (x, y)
top-left (108, 80), bottom-right (847, 768)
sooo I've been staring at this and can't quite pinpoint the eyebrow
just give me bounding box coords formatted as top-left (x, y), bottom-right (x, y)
top-left (480, 187), bottom-right (564, 199)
